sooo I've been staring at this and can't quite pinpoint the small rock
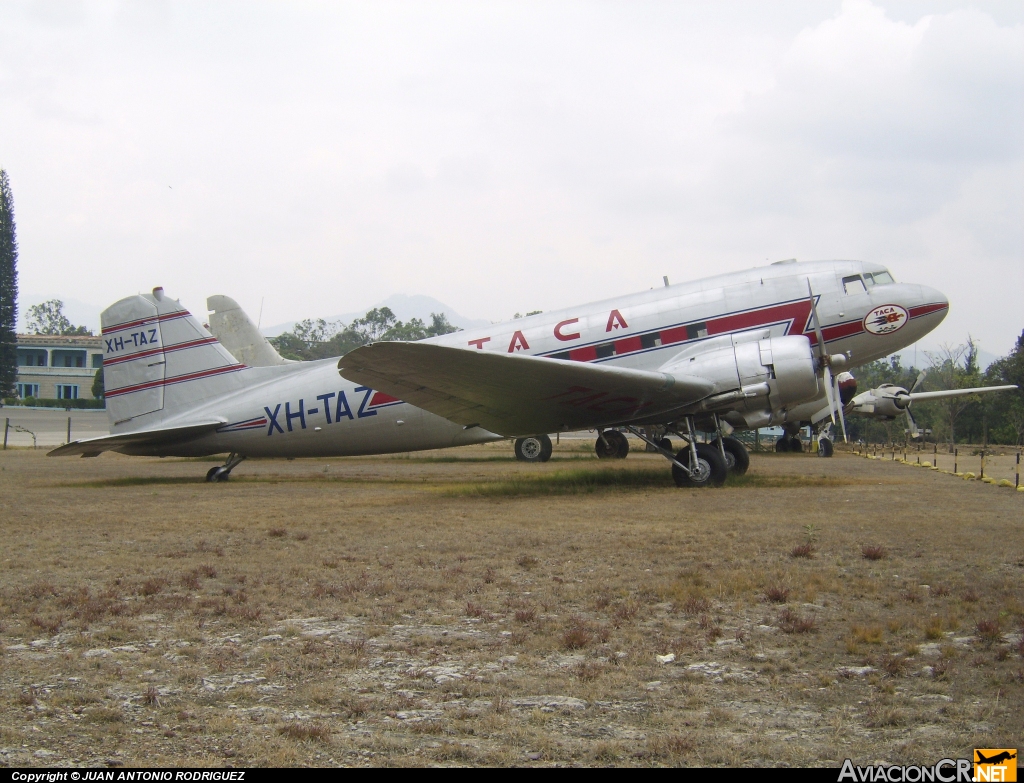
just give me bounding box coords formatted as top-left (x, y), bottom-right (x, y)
top-left (655, 653), bottom-right (676, 664)
top-left (259, 634), bottom-right (283, 642)
top-left (527, 752), bottom-right (542, 761)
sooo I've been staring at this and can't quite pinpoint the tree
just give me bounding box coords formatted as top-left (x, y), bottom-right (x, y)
top-left (0, 169), bottom-right (17, 398)
top-left (92, 367), bottom-right (104, 400)
top-left (426, 312), bottom-right (460, 337)
top-left (983, 329), bottom-right (1024, 445)
top-left (925, 338), bottom-right (983, 447)
top-left (25, 299), bottom-right (92, 336)
top-left (269, 307), bottom-right (462, 361)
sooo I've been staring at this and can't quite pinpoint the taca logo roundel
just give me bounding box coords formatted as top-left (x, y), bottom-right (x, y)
top-left (864, 304), bottom-right (909, 336)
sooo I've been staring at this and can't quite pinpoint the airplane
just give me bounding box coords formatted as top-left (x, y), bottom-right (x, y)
top-left (975, 751), bottom-right (1016, 765)
top-left (49, 260), bottom-right (1017, 487)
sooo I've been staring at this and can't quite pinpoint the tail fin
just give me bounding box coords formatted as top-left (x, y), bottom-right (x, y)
top-left (102, 287), bottom-right (247, 431)
top-left (206, 295), bottom-right (293, 367)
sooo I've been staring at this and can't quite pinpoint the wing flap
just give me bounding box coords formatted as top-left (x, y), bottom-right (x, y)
top-left (47, 420), bottom-right (226, 457)
top-left (340, 343), bottom-right (714, 436)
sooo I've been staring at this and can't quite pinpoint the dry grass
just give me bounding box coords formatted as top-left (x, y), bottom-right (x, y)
top-left (1, 442), bottom-right (1022, 767)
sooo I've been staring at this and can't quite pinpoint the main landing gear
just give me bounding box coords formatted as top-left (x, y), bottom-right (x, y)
top-left (206, 453), bottom-right (246, 482)
top-left (514, 435), bottom-right (553, 462)
top-left (624, 413), bottom-right (744, 489)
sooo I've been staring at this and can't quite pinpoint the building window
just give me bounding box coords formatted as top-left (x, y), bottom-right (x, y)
top-left (56, 385), bottom-right (79, 400)
top-left (16, 383), bottom-right (40, 398)
top-left (92, 354), bottom-right (103, 368)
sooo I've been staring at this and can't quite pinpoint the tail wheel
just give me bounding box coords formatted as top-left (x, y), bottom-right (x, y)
top-left (789, 437), bottom-right (803, 453)
top-left (775, 437), bottom-right (790, 453)
top-left (817, 437), bottom-right (834, 458)
top-left (658, 437), bottom-right (673, 453)
top-left (672, 443), bottom-right (728, 488)
top-left (595, 430), bottom-right (629, 459)
top-left (721, 436), bottom-right (750, 475)
top-left (206, 466), bottom-right (229, 482)
top-left (515, 435), bottom-right (553, 463)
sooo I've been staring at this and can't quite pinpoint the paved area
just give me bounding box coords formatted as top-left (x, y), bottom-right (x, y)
top-left (1, 407), bottom-right (110, 448)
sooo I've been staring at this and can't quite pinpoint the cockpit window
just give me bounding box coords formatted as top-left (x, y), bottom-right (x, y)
top-left (872, 271), bottom-right (894, 285)
top-left (842, 275), bottom-right (866, 295)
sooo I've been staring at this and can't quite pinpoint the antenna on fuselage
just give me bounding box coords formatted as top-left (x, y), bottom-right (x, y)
top-left (663, 276), bottom-right (670, 287)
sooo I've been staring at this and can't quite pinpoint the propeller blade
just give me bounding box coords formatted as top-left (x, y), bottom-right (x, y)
top-left (836, 390), bottom-right (849, 442)
top-left (822, 365), bottom-right (837, 426)
top-left (808, 279), bottom-right (845, 442)
top-left (905, 406), bottom-right (920, 439)
top-left (806, 280), bottom-right (827, 361)
top-left (910, 369), bottom-right (927, 394)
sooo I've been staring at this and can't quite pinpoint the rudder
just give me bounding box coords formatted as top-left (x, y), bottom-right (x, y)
top-left (102, 287), bottom-right (246, 432)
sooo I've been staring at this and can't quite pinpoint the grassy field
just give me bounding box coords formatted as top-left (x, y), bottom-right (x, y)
top-left (0, 442), bottom-right (1021, 767)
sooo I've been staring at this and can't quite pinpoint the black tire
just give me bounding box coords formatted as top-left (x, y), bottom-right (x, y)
top-left (789, 437), bottom-right (803, 453)
top-left (596, 430), bottom-right (629, 459)
top-left (658, 437), bottom-right (673, 453)
top-left (775, 437), bottom-right (790, 453)
top-left (817, 437), bottom-right (834, 458)
top-left (721, 436), bottom-right (750, 475)
top-left (672, 443), bottom-right (728, 488)
top-left (206, 466), bottom-right (228, 482)
top-left (515, 435), bottom-right (552, 463)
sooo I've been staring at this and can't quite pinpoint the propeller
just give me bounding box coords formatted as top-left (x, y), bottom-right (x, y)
top-left (903, 369), bottom-right (926, 438)
top-left (807, 280), bottom-right (848, 442)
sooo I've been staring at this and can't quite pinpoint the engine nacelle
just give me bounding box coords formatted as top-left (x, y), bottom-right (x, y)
top-left (661, 334), bottom-right (820, 428)
top-left (850, 384), bottom-right (910, 419)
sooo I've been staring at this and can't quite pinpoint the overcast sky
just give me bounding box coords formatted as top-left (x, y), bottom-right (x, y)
top-left (1, 0), bottom-right (1022, 354)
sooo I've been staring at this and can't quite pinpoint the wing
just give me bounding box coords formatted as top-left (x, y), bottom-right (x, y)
top-left (339, 343), bottom-right (715, 436)
top-left (48, 420), bottom-right (226, 457)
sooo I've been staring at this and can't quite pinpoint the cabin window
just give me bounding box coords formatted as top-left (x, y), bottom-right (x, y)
top-left (594, 343), bottom-right (615, 359)
top-left (842, 275), bottom-right (867, 295)
top-left (640, 333), bottom-right (661, 350)
top-left (686, 322), bottom-right (708, 340)
top-left (549, 352), bottom-right (570, 361)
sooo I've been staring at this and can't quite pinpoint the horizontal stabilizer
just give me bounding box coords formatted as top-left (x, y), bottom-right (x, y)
top-left (340, 342), bottom-right (715, 437)
top-left (48, 420), bottom-right (226, 458)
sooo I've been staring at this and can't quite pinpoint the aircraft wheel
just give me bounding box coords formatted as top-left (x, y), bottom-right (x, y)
top-left (775, 437), bottom-right (790, 453)
top-left (789, 437), bottom-right (803, 452)
top-left (817, 437), bottom-right (834, 458)
top-left (515, 435), bottom-right (552, 463)
top-left (658, 437), bottom-right (673, 453)
top-left (672, 443), bottom-right (728, 488)
top-left (596, 430), bottom-right (629, 459)
top-left (206, 466), bottom-right (229, 482)
top-left (721, 436), bottom-right (750, 475)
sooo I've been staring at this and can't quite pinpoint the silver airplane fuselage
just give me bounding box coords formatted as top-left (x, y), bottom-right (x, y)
top-left (117, 260), bottom-right (948, 457)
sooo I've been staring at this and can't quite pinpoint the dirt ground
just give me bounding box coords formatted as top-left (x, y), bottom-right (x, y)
top-left (0, 441), bottom-right (1022, 768)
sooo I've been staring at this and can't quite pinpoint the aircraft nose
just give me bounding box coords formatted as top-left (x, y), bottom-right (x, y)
top-left (918, 285), bottom-right (949, 321)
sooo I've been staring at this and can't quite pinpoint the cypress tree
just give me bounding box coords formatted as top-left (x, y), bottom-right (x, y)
top-left (0, 169), bottom-right (18, 398)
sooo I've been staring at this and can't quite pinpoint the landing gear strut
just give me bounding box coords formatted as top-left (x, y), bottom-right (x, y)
top-left (207, 453), bottom-right (246, 482)
top-left (625, 418), bottom-right (727, 488)
top-left (514, 435), bottom-right (553, 462)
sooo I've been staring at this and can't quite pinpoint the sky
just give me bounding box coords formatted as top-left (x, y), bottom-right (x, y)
top-left (1, 0), bottom-right (1022, 355)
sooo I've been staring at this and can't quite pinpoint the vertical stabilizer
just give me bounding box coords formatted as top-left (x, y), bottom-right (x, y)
top-left (206, 295), bottom-right (293, 367)
top-left (102, 288), bottom-right (246, 431)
